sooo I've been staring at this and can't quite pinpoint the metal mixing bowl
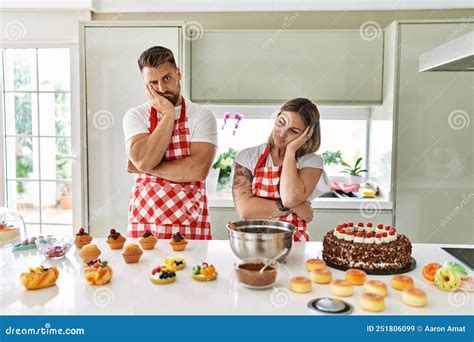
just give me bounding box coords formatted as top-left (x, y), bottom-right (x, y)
top-left (227, 220), bottom-right (294, 261)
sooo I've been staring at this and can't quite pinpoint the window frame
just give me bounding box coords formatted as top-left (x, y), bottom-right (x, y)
top-left (0, 43), bottom-right (81, 234)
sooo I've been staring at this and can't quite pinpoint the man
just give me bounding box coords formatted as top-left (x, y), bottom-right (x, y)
top-left (123, 46), bottom-right (217, 240)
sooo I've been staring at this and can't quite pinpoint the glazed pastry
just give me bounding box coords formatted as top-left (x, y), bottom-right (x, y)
top-left (169, 232), bottom-right (188, 252)
top-left (345, 269), bottom-right (367, 285)
top-left (360, 292), bottom-right (385, 312)
top-left (122, 244), bottom-right (143, 264)
top-left (391, 275), bottom-right (414, 291)
top-left (164, 256), bottom-right (186, 271)
top-left (139, 230), bottom-right (157, 250)
top-left (74, 227), bottom-right (92, 249)
top-left (434, 267), bottom-right (460, 292)
top-left (364, 280), bottom-right (388, 297)
top-left (192, 262), bottom-right (217, 282)
top-left (306, 258), bottom-right (326, 271)
top-left (289, 276), bottom-right (312, 293)
top-left (330, 279), bottom-right (354, 297)
top-left (79, 244), bottom-right (101, 263)
top-left (460, 276), bottom-right (474, 292)
top-left (444, 261), bottom-right (468, 278)
top-left (310, 268), bottom-right (332, 284)
top-left (83, 259), bottom-right (112, 285)
top-left (402, 288), bottom-right (428, 307)
top-left (107, 228), bottom-right (126, 250)
top-left (150, 265), bottom-right (177, 285)
top-left (421, 263), bottom-right (442, 283)
top-left (20, 266), bottom-right (59, 290)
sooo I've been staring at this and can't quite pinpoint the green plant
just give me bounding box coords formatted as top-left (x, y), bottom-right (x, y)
top-left (322, 150), bottom-right (342, 165)
top-left (15, 137), bottom-right (33, 194)
top-left (16, 158), bottom-right (31, 194)
top-left (340, 157), bottom-right (368, 176)
top-left (212, 148), bottom-right (238, 184)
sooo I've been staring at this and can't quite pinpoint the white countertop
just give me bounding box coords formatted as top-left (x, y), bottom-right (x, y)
top-left (208, 191), bottom-right (393, 210)
top-left (1, 240), bottom-right (471, 315)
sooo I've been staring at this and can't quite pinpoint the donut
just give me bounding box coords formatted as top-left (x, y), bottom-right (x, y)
top-left (391, 275), bottom-right (414, 291)
top-left (402, 288), bottom-right (428, 307)
top-left (330, 279), bottom-right (353, 297)
top-left (364, 280), bottom-right (388, 297)
top-left (310, 268), bottom-right (332, 284)
top-left (444, 261), bottom-right (468, 278)
top-left (434, 267), bottom-right (460, 292)
top-left (459, 276), bottom-right (474, 292)
top-left (360, 292), bottom-right (385, 312)
top-left (289, 276), bottom-right (312, 293)
top-left (421, 263), bottom-right (442, 283)
top-left (345, 269), bottom-right (367, 285)
top-left (306, 258), bottom-right (326, 271)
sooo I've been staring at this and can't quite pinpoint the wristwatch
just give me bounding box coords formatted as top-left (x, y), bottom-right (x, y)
top-left (276, 199), bottom-right (292, 215)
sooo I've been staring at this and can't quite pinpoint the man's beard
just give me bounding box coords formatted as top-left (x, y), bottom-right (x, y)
top-left (161, 85), bottom-right (181, 106)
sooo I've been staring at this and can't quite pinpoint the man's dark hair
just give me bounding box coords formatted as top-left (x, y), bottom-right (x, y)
top-left (138, 46), bottom-right (177, 71)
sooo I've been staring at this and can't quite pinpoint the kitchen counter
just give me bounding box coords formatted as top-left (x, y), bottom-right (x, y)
top-left (208, 191), bottom-right (393, 210)
top-left (1, 240), bottom-right (472, 315)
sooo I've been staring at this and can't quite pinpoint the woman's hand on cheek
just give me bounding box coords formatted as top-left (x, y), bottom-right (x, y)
top-left (286, 126), bottom-right (313, 154)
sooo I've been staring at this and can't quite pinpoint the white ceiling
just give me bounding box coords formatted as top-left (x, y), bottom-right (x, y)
top-left (0, 0), bottom-right (472, 12)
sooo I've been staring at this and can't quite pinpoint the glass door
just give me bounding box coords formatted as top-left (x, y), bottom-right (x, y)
top-left (1, 48), bottom-right (74, 236)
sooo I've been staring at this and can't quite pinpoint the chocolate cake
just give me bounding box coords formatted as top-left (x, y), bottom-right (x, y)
top-left (322, 222), bottom-right (412, 272)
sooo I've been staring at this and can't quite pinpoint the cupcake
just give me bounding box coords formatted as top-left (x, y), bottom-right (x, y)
top-left (122, 244), bottom-right (143, 264)
top-left (79, 244), bottom-right (101, 263)
top-left (192, 262), bottom-right (217, 282)
top-left (164, 256), bottom-right (186, 270)
top-left (74, 227), bottom-right (92, 249)
top-left (139, 230), bottom-right (157, 250)
top-left (83, 259), bottom-right (113, 285)
top-left (150, 265), bottom-right (177, 285)
top-left (106, 228), bottom-right (126, 250)
top-left (169, 232), bottom-right (188, 251)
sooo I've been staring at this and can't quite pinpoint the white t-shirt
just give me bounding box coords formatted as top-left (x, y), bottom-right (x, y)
top-left (122, 99), bottom-right (218, 148)
top-left (234, 143), bottom-right (331, 200)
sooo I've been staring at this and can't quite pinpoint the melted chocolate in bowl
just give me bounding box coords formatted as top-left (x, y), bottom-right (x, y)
top-left (236, 262), bottom-right (277, 287)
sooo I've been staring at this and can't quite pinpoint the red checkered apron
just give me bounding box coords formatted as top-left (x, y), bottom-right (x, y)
top-left (127, 99), bottom-right (212, 240)
top-left (251, 145), bottom-right (309, 242)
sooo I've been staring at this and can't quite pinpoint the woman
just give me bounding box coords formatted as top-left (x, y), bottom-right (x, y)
top-left (232, 98), bottom-right (329, 241)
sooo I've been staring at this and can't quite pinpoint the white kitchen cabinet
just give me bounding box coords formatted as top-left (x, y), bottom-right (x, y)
top-left (210, 207), bottom-right (393, 241)
top-left (80, 22), bottom-right (184, 237)
top-left (392, 22), bottom-right (473, 244)
top-left (209, 208), bottom-right (241, 240)
top-left (191, 30), bottom-right (383, 104)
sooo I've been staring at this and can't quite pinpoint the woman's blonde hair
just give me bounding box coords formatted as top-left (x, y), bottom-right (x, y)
top-left (268, 98), bottom-right (321, 158)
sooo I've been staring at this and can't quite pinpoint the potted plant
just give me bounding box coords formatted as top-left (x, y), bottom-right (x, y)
top-left (59, 184), bottom-right (72, 210)
top-left (322, 150), bottom-right (342, 175)
top-left (340, 157), bottom-right (368, 184)
top-left (208, 148), bottom-right (238, 192)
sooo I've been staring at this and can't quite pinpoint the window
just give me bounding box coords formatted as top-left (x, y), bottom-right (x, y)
top-left (1, 48), bottom-right (72, 236)
top-left (217, 118), bottom-right (368, 177)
